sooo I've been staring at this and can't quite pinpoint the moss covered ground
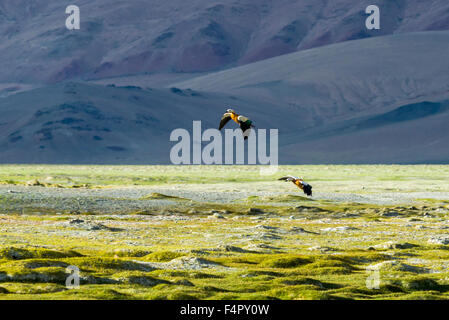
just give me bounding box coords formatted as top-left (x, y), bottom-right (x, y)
top-left (0, 165), bottom-right (449, 299)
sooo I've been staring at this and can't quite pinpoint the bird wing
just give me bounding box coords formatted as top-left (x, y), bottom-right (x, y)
top-left (237, 116), bottom-right (252, 140)
top-left (278, 175), bottom-right (299, 181)
top-left (239, 121), bottom-right (252, 137)
top-left (237, 115), bottom-right (248, 122)
top-left (219, 113), bottom-right (232, 130)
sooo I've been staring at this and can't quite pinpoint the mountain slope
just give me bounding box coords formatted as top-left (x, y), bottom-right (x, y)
top-left (1, 31), bottom-right (449, 163)
top-left (281, 106), bottom-right (449, 164)
top-left (174, 31), bottom-right (449, 127)
top-left (1, 83), bottom-right (448, 164)
top-left (172, 31), bottom-right (449, 163)
top-left (280, 100), bottom-right (449, 164)
top-left (1, 0), bottom-right (448, 83)
top-left (0, 82), bottom-right (279, 163)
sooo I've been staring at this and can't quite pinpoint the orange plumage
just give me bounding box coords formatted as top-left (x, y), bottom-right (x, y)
top-left (278, 175), bottom-right (313, 196)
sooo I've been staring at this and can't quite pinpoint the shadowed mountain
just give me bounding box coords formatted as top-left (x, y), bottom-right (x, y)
top-left (0, 82), bottom-right (278, 163)
top-left (279, 100), bottom-right (449, 164)
top-left (295, 101), bottom-right (449, 140)
top-left (356, 101), bottom-right (449, 129)
top-left (281, 106), bottom-right (449, 164)
top-left (2, 81), bottom-right (448, 164)
top-left (1, 26), bottom-right (449, 163)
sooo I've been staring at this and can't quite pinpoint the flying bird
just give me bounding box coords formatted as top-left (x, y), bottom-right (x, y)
top-left (278, 175), bottom-right (313, 196)
top-left (219, 108), bottom-right (254, 140)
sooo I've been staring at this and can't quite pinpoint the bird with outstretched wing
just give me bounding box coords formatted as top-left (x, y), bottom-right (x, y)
top-left (219, 108), bottom-right (254, 140)
top-left (279, 175), bottom-right (313, 196)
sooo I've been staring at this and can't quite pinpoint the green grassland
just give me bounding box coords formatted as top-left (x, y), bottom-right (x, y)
top-left (1, 164), bottom-right (449, 189)
top-left (0, 165), bottom-right (449, 300)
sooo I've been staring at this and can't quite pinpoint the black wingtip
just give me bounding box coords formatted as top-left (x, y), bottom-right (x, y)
top-left (303, 185), bottom-right (313, 196)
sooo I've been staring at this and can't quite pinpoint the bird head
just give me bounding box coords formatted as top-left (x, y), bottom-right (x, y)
top-left (226, 108), bottom-right (236, 114)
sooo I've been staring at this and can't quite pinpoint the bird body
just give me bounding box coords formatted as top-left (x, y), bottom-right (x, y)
top-left (219, 108), bottom-right (253, 140)
top-left (229, 112), bottom-right (240, 124)
top-left (278, 175), bottom-right (313, 196)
